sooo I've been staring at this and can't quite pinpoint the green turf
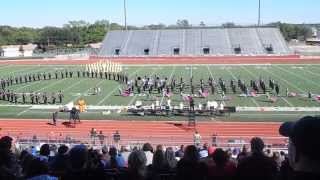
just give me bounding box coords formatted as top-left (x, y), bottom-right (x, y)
top-left (0, 64), bottom-right (319, 121)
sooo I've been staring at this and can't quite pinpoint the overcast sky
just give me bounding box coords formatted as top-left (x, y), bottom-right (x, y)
top-left (1, 0), bottom-right (319, 27)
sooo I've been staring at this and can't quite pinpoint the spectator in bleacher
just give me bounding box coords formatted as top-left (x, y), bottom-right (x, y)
top-left (164, 147), bottom-right (178, 170)
top-left (199, 143), bottom-right (209, 159)
top-left (120, 145), bottom-right (131, 166)
top-left (175, 145), bottom-right (184, 159)
top-left (176, 145), bottom-right (208, 180)
top-left (207, 148), bottom-right (236, 180)
top-left (38, 144), bottom-right (50, 162)
top-left (99, 146), bottom-right (109, 167)
top-left (193, 131), bottom-right (201, 147)
top-left (236, 145), bottom-right (249, 163)
top-left (0, 136), bottom-right (21, 179)
top-left (105, 146), bottom-right (125, 169)
top-left (236, 137), bottom-right (278, 180)
top-left (25, 158), bottom-right (57, 180)
top-left (62, 145), bottom-right (105, 180)
top-left (151, 148), bottom-right (167, 173)
top-left (49, 145), bottom-right (69, 176)
top-left (20, 150), bottom-right (34, 177)
top-left (279, 116), bottom-right (320, 180)
top-left (127, 150), bottom-right (151, 180)
top-left (142, 143), bottom-right (154, 166)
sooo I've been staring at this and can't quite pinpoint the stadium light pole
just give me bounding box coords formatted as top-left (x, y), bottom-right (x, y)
top-left (258, 0), bottom-right (261, 26)
top-left (124, 0), bottom-right (128, 30)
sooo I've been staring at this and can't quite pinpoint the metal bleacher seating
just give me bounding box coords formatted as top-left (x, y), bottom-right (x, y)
top-left (99, 27), bottom-right (292, 56)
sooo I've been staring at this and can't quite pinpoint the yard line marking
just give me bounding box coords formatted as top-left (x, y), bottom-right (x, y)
top-left (34, 79), bottom-right (69, 92)
top-left (274, 65), bottom-right (320, 89)
top-left (160, 66), bottom-right (176, 106)
top-left (97, 68), bottom-right (143, 106)
top-left (17, 107), bottom-right (32, 116)
top-left (63, 78), bottom-right (87, 92)
top-left (206, 65), bottom-right (214, 79)
top-left (260, 67), bottom-right (304, 93)
top-left (274, 66), bottom-right (320, 87)
top-left (281, 97), bottom-right (294, 107)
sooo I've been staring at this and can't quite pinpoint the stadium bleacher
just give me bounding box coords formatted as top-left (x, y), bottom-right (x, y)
top-left (99, 27), bottom-right (292, 57)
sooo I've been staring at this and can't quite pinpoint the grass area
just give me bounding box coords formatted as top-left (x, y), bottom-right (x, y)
top-left (0, 64), bottom-right (319, 121)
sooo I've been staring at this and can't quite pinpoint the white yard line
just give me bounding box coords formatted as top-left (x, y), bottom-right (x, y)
top-left (281, 97), bottom-right (294, 107)
top-left (227, 67), bottom-right (260, 107)
top-left (97, 68), bottom-right (143, 105)
top-left (275, 65), bottom-right (320, 89)
top-left (206, 65), bottom-right (214, 79)
top-left (34, 79), bottom-right (68, 92)
top-left (261, 68), bottom-right (304, 93)
top-left (17, 107), bottom-right (32, 116)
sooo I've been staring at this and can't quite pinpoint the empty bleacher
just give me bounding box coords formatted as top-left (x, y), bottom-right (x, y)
top-left (99, 27), bottom-right (292, 57)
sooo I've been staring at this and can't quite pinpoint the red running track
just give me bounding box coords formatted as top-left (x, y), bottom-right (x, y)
top-left (0, 119), bottom-right (285, 147)
top-left (1, 55), bottom-right (320, 65)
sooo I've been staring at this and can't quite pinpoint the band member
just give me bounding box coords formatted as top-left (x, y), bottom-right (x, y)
top-left (48, 73), bottom-right (52, 80)
top-left (77, 71), bottom-right (80, 78)
top-left (51, 93), bottom-right (56, 104)
top-left (22, 92), bottom-right (26, 104)
top-left (30, 93), bottom-right (34, 104)
top-left (14, 93), bottom-right (18, 103)
top-left (55, 71), bottom-right (58, 79)
top-left (43, 93), bottom-right (48, 104)
top-left (35, 93), bottom-right (39, 104)
top-left (52, 111), bottom-right (58, 126)
top-left (190, 98), bottom-right (195, 111)
top-left (69, 71), bottom-right (73, 78)
top-left (58, 91), bottom-right (63, 104)
top-left (275, 84), bottom-right (280, 95)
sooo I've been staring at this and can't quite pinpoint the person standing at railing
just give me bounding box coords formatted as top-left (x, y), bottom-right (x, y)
top-left (113, 130), bottom-right (121, 148)
top-left (193, 131), bottom-right (201, 148)
top-left (98, 131), bottom-right (105, 146)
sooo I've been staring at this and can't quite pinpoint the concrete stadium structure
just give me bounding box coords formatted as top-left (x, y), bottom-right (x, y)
top-left (99, 27), bottom-right (292, 57)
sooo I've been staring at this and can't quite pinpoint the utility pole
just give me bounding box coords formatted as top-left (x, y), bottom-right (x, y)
top-left (124, 0), bottom-right (128, 30)
top-left (258, 0), bottom-right (261, 26)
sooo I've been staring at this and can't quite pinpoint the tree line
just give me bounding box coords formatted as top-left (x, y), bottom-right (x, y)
top-left (0, 19), bottom-right (315, 51)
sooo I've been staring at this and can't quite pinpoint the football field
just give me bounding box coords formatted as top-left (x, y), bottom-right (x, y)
top-left (0, 64), bottom-right (319, 121)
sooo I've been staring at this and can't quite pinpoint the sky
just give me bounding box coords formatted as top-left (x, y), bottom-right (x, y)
top-left (0, 0), bottom-right (319, 28)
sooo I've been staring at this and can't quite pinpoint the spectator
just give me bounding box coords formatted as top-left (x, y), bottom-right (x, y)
top-left (127, 150), bottom-right (150, 180)
top-left (49, 145), bottom-right (69, 176)
top-left (236, 137), bottom-right (278, 180)
top-left (175, 145), bottom-right (184, 158)
top-left (0, 136), bottom-right (21, 179)
top-left (120, 145), bottom-right (131, 166)
top-left (207, 148), bottom-right (236, 180)
top-left (193, 131), bottom-right (201, 147)
top-left (151, 149), bottom-right (166, 173)
top-left (199, 143), bottom-right (209, 159)
top-left (279, 116), bottom-right (320, 180)
top-left (176, 145), bottom-right (207, 180)
top-left (164, 147), bottom-right (178, 170)
top-left (25, 158), bottom-right (57, 180)
top-left (38, 144), bottom-right (50, 162)
top-left (105, 146), bottom-right (125, 169)
top-left (142, 143), bottom-right (154, 166)
top-left (237, 145), bottom-right (249, 163)
top-left (62, 145), bottom-right (105, 180)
